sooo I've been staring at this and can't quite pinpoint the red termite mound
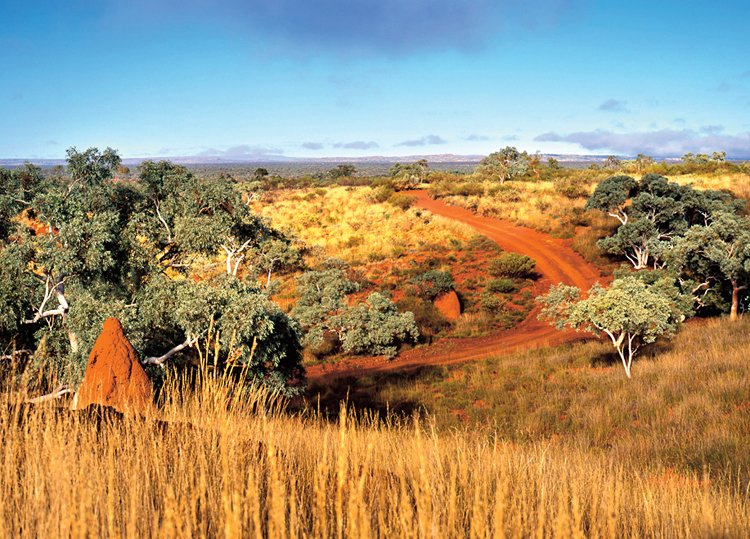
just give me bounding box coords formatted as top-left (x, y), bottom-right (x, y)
top-left (434, 290), bottom-right (461, 321)
top-left (73, 318), bottom-right (153, 414)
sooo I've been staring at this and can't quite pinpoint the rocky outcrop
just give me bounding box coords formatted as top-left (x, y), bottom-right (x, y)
top-left (73, 318), bottom-right (153, 414)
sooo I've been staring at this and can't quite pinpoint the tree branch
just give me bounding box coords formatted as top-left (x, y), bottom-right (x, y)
top-left (153, 200), bottom-right (173, 242)
top-left (25, 384), bottom-right (73, 404)
top-left (143, 337), bottom-right (197, 366)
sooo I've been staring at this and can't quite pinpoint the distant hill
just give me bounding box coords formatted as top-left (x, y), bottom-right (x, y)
top-left (0, 152), bottom-right (657, 168)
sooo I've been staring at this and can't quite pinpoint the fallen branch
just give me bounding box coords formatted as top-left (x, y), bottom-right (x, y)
top-left (25, 384), bottom-right (73, 404)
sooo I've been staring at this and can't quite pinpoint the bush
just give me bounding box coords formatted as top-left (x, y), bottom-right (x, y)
top-left (488, 253), bottom-right (536, 278)
top-left (480, 293), bottom-right (506, 314)
top-left (409, 270), bottom-right (455, 300)
top-left (485, 278), bottom-right (517, 294)
top-left (554, 178), bottom-right (591, 200)
top-left (466, 235), bottom-right (501, 253)
top-left (387, 192), bottom-right (416, 210)
top-left (396, 294), bottom-right (451, 339)
top-left (331, 293), bottom-right (419, 359)
top-left (370, 185), bottom-right (395, 203)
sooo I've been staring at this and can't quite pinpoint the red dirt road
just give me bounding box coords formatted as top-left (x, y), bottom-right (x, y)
top-left (306, 191), bottom-right (605, 382)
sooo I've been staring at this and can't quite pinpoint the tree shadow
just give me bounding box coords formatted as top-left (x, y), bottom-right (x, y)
top-left (588, 341), bottom-right (676, 369)
top-left (291, 365), bottom-right (448, 423)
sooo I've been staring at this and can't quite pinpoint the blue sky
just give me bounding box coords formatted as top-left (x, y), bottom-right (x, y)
top-left (1, 0), bottom-right (749, 159)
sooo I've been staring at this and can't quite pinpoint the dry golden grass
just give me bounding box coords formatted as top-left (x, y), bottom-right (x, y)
top-left (254, 187), bottom-right (474, 265)
top-left (4, 319), bottom-right (750, 539)
top-left (670, 173), bottom-right (750, 200)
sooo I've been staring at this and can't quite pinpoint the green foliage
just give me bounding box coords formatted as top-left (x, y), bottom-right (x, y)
top-left (386, 192), bottom-right (416, 210)
top-left (327, 164), bottom-right (357, 179)
top-left (293, 269), bottom-right (359, 329)
top-left (66, 146), bottom-right (121, 186)
top-left (588, 174), bottom-right (745, 271)
top-left (409, 270), bottom-right (455, 300)
top-left (480, 293), bottom-right (506, 314)
top-left (485, 278), bottom-right (517, 294)
top-left (136, 276), bottom-right (304, 394)
top-left (330, 293), bottom-right (419, 359)
top-left (475, 147), bottom-right (531, 183)
top-left (370, 185), bottom-right (395, 204)
top-left (585, 175), bottom-right (637, 223)
top-left (294, 270), bottom-right (419, 358)
top-left (395, 295), bottom-right (450, 339)
top-left (488, 253), bottom-right (536, 278)
top-left (538, 276), bottom-right (691, 377)
top-left (0, 148), bottom-right (306, 394)
top-left (0, 244), bottom-right (36, 341)
top-left (390, 159), bottom-right (429, 190)
top-left (671, 212), bottom-right (750, 318)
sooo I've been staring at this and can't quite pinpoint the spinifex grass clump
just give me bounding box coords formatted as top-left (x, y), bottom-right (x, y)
top-left (1, 361), bottom-right (749, 537)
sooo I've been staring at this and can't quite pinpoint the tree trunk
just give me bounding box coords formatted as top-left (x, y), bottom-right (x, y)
top-left (730, 281), bottom-right (746, 321)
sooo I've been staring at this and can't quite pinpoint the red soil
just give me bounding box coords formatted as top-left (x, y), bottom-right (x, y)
top-left (73, 318), bottom-right (153, 413)
top-left (306, 191), bottom-right (606, 383)
top-left (434, 290), bottom-right (461, 320)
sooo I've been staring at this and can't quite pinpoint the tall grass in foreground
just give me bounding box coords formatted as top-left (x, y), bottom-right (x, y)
top-left (2, 367), bottom-right (749, 538)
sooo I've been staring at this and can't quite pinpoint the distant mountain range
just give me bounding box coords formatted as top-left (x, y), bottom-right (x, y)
top-left (0, 153), bottom-right (679, 168)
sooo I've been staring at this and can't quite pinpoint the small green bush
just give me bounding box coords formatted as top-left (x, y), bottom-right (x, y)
top-left (480, 293), bottom-right (506, 314)
top-left (467, 235), bottom-right (501, 253)
top-left (396, 294), bottom-right (451, 339)
top-left (485, 278), bottom-right (517, 294)
top-left (488, 253), bottom-right (536, 278)
top-left (409, 270), bottom-right (455, 300)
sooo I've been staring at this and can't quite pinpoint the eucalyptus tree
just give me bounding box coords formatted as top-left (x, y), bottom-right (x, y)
top-left (585, 175), bottom-right (638, 225)
top-left (0, 148), bottom-right (306, 393)
top-left (588, 174), bottom-right (744, 270)
top-left (538, 275), bottom-right (690, 378)
top-left (671, 212), bottom-right (750, 321)
top-left (475, 146), bottom-right (530, 183)
top-left (390, 159), bottom-right (430, 189)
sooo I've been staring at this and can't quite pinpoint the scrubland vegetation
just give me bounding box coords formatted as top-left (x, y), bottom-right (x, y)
top-left (2, 145), bottom-right (750, 536)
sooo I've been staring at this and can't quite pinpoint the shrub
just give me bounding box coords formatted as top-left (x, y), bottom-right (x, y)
top-left (396, 294), bottom-right (451, 339)
top-left (370, 185), bottom-right (395, 203)
top-left (488, 253), bottom-right (536, 278)
top-left (331, 293), bottom-right (419, 359)
top-left (409, 270), bottom-right (455, 300)
top-left (387, 192), bottom-right (416, 210)
top-left (466, 235), bottom-right (501, 253)
top-left (480, 293), bottom-right (506, 314)
top-left (485, 278), bottom-right (517, 294)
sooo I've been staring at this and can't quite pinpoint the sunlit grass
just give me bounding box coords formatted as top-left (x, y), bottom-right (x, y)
top-left (255, 186), bottom-right (474, 265)
top-left (3, 318), bottom-right (749, 537)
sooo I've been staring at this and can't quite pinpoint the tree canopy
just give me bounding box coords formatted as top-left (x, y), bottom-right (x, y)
top-left (293, 268), bottom-right (419, 358)
top-left (475, 147), bottom-right (531, 183)
top-left (0, 148), bottom-right (305, 395)
top-left (538, 275), bottom-right (691, 378)
top-left (588, 174), bottom-right (744, 271)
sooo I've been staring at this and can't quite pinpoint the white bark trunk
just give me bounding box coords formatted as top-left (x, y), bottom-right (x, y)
top-left (143, 337), bottom-right (197, 366)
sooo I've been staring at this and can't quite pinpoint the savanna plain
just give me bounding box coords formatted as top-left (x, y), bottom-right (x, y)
top-left (2, 151), bottom-right (750, 537)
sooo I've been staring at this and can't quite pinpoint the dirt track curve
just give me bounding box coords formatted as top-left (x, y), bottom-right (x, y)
top-left (306, 190), bottom-right (605, 383)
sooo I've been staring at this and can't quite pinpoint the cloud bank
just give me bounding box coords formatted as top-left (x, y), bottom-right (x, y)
top-left (598, 99), bottom-right (629, 112)
top-left (395, 135), bottom-right (447, 147)
top-left (105, 0), bottom-right (574, 55)
top-left (535, 129), bottom-right (750, 157)
top-left (333, 141), bottom-right (379, 150)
